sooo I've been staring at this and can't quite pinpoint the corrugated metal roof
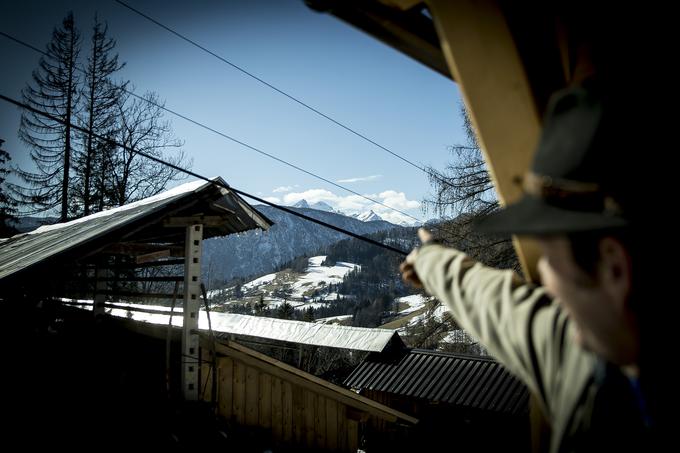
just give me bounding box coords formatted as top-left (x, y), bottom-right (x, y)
top-left (0, 178), bottom-right (271, 281)
top-left (62, 300), bottom-right (403, 353)
top-left (344, 349), bottom-right (529, 415)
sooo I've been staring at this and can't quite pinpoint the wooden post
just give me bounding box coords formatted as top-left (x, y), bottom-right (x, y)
top-left (94, 266), bottom-right (107, 317)
top-left (427, 0), bottom-right (544, 281)
top-left (182, 223), bottom-right (203, 400)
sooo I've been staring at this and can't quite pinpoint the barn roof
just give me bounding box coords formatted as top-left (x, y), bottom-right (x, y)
top-left (62, 300), bottom-right (404, 353)
top-left (0, 177), bottom-right (272, 282)
top-left (345, 348), bottom-right (529, 415)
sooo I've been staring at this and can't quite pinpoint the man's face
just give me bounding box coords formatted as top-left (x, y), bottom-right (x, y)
top-left (536, 235), bottom-right (638, 365)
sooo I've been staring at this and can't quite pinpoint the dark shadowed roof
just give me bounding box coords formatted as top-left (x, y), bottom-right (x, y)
top-left (0, 177), bottom-right (271, 282)
top-left (344, 349), bottom-right (529, 415)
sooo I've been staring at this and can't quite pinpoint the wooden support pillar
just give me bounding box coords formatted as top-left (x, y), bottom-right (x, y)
top-left (182, 223), bottom-right (203, 401)
top-left (427, 0), bottom-right (544, 281)
top-left (94, 267), bottom-right (107, 317)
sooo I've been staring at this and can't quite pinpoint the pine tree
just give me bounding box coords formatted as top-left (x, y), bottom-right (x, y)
top-left (11, 12), bottom-right (80, 222)
top-left (277, 301), bottom-right (294, 320)
top-left (73, 14), bottom-right (126, 216)
top-left (0, 140), bottom-right (18, 237)
top-left (255, 294), bottom-right (267, 315)
top-left (303, 307), bottom-right (315, 322)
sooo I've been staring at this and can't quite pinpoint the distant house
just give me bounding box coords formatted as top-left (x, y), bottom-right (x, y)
top-left (344, 348), bottom-right (531, 452)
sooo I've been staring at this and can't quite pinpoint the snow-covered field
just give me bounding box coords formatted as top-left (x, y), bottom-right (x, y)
top-left (395, 294), bottom-right (429, 315)
top-left (242, 272), bottom-right (277, 291)
top-left (289, 256), bottom-right (359, 298)
top-left (203, 256), bottom-right (438, 330)
top-left (406, 303), bottom-right (448, 326)
top-left (208, 256), bottom-right (360, 314)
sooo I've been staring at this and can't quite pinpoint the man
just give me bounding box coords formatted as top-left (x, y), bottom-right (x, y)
top-left (400, 82), bottom-right (659, 452)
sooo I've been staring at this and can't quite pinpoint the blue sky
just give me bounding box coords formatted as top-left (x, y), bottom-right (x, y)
top-left (0, 0), bottom-right (466, 224)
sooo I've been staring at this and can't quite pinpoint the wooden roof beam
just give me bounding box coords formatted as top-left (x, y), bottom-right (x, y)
top-left (163, 215), bottom-right (232, 228)
top-left (427, 0), bottom-right (543, 281)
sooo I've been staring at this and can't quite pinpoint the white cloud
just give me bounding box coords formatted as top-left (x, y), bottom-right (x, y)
top-left (378, 190), bottom-right (421, 210)
top-left (262, 196), bottom-right (280, 204)
top-left (336, 174), bottom-right (382, 183)
top-left (336, 194), bottom-right (374, 212)
top-left (283, 189), bottom-right (337, 205)
top-left (272, 186), bottom-right (293, 193)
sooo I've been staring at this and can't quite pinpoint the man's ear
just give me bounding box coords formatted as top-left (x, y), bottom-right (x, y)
top-left (598, 237), bottom-right (632, 312)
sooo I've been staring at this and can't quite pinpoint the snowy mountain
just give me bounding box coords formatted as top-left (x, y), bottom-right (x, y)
top-left (291, 199), bottom-right (338, 214)
top-left (202, 204), bottom-right (401, 285)
top-left (353, 210), bottom-right (383, 222)
top-left (288, 200), bottom-right (418, 225)
top-left (309, 200), bottom-right (337, 213)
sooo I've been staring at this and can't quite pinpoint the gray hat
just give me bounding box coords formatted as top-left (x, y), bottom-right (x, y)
top-left (476, 81), bottom-right (630, 235)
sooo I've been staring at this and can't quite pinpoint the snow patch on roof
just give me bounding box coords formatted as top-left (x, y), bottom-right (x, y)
top-left (28, 179), bottom-right (212, 235)
top-left (63, 299), bottom-right (397, 352)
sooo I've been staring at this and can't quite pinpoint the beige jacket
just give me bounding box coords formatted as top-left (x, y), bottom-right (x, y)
top-left (414, 243), bottom-right (601, 453)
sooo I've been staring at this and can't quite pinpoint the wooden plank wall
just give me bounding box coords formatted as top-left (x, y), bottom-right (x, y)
top-left (204, 354), bottom-right (361, 452)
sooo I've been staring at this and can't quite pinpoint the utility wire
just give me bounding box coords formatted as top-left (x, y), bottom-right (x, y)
top-left (113, 0), bottom-right (457, 190)
top-left (0, 30), bottom-right (421, 224)
top-left (0, 93), bottom-right (409, 256)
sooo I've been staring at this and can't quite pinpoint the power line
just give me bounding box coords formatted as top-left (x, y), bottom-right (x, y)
top-left (0, 93), bottom-right (409, 256)
top-left (0, 30), bottom-right (421, 224)
top-left (113, 0), bottom-right (457, 190)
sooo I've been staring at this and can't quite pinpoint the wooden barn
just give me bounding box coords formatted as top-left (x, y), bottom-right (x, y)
top-left (0, 177), bottom-right (273, 447)
top-left (344, 348), bottom-right (531, 452)
top-left (199, 338), bottom-right (417, 452)
top-left (0, 178), bottom-right (418, 450)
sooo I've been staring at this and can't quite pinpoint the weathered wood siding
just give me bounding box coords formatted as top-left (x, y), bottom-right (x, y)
top-left (203, 354), bottom-right (361, 452)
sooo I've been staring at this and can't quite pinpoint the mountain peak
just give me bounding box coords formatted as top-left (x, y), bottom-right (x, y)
top-left (310, 201), bottom-right (336, 213)
top-left (292, 199), bottom-right (310, 209)
top-left (355, 210), bottom-right (383, 222)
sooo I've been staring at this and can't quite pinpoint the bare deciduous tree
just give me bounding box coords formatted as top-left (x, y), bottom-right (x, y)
top-left (109, 90), bottom-right (189, 206)
top-left (72, 14), bottom-right (126, 216)
top-left (423, 104), bottom-right (517, 270)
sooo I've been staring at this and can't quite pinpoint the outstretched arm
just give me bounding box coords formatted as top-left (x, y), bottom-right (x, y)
top-left (400, 229), bottom-right (594, 417)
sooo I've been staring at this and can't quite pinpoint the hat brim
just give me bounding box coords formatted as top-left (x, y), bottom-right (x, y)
top-left (475, 195), bottom-right (628, 235)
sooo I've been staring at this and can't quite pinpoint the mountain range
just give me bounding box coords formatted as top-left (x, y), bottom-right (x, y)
top-left (291, 199), bottom-right (384, 222)
top-left (202, 204), bottom-right (403, 287)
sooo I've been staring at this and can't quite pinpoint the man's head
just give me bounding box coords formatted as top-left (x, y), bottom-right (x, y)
top-left (476, 81), bottom-right (639, 365)
top-left (535, 233), bottom-right (638, 366)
